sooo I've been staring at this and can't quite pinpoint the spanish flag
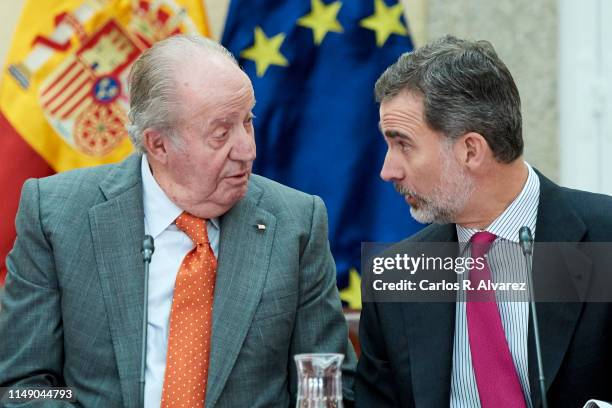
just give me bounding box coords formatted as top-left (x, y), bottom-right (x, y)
top-left (0, 0), bottom-right (210, 283)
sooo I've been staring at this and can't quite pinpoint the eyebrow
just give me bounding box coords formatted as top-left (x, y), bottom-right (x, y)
top-left (209, 107), bottom-right (256, 128)
top-left (210, 117), bottom-right (232, 128)
top-left (380, 127), bottom-right (413, 142)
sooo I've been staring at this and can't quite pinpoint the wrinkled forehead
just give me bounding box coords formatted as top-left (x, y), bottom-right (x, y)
top-left (172, 61), bottom-right (255, 126)
top-left (379, 90), bottom-right (427, 130)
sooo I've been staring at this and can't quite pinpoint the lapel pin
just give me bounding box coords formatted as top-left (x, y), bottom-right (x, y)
top-left (256, 223), bottom-right (266, 231)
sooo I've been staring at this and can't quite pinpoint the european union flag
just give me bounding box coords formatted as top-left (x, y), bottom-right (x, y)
top-left (222, 0), bottom-right (423, 291)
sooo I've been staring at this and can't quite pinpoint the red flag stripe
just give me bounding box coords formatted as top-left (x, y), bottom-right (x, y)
top-left (0, 112), bottom-right (54, 284)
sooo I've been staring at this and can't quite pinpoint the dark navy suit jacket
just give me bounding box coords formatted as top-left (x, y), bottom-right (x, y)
top-left (355, 171), bottom-right (612, 407)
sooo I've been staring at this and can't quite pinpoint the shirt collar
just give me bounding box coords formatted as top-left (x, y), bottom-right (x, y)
top-left (141, 155), bottom-right (219, 238)
top-left (456, 162), bottom-right (540, 243)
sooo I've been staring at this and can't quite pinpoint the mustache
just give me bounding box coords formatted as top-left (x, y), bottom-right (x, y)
top-left (394, 184), bottom-right (415, 197)
top-left (394, 184), bottom-right (430, 207)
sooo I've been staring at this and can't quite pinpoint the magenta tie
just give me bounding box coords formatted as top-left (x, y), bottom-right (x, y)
top-left (466, 231), bottom-right (527, 408)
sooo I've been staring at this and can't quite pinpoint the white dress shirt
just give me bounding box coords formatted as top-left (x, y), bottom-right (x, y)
top-left (450, 163), bottom-right (540, 408)
top-left (141, 155), bottom-right (220, 408)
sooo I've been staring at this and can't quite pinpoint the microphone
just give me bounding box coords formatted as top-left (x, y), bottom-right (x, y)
top-left (140, 235), bottom-right (155, 408)
top-left (518, 226), bottom-right (547, 408)
top-left (518, 226), bottom-right (533, 256)
top-left (142, 235), bottom-right (154, 263)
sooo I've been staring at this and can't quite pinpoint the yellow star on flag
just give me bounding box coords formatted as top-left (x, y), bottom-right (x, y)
top-left (339, 268), bottom-right (362, 310)
top-left (360, 0), bottom-right (408, 47)
top-left (297, 0), bottom-right (344, 45)
top-left (240, 26), bottom-right (289, 77)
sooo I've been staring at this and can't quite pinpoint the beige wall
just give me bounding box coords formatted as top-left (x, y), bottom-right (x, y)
top-left (1, 0), bottom-right (557, 178)
top-left (205, 0), bottom-right (229, 39)
top-left (0, 1), bottom-right (24, 70)
top-left (427, 0), bottom-right (559, 179)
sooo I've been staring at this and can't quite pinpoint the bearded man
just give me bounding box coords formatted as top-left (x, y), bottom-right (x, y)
top-left (355, 35), bottom-right (612, 408)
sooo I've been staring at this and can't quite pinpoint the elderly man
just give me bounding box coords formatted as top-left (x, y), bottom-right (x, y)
top-left (0, 35), bottom-right (356, 407)
top-left (355, 36), bottom-right (612, 407)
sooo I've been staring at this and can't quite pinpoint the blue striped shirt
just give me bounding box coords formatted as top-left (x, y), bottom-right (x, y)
top-left (450, 163), bottom-right (540, 407)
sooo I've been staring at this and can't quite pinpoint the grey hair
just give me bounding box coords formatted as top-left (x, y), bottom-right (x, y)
top-left (127, 35), bottom-right (238, 152)
top-left (375, 35), bottom-right (523, 163)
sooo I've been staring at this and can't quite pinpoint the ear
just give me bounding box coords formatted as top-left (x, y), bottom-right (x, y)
top-left (455, 132), bottom-right (490, 169)
top-left (142, 128), bottom-right (169, 164)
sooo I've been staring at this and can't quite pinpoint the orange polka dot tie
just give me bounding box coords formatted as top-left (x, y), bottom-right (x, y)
top-left (161, 212), bottom-right (217, 408)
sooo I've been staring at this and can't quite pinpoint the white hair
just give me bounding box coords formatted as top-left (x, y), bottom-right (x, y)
top-left (127, 35), bottom-right (238, 152)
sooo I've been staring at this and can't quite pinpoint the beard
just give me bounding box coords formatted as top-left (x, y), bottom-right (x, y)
top-left (395, 144), bottom-right (475, 224)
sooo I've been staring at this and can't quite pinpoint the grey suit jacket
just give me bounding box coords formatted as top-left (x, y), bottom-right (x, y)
top-left (0, 154), bottom-right (356, 407)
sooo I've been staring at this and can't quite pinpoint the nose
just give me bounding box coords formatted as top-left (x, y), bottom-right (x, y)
top-left (380, 150), bottom-right (404, 182)
top-left (230, 127), bottom-right (257, 162)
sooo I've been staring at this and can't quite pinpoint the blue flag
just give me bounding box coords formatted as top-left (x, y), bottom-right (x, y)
top-left (222, 0), bottom-right (423, 289)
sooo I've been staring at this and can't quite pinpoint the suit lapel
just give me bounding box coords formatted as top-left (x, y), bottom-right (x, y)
top-left (205, 180), bottom-right (277, 408)
top-left (404, 224), bottom-right (457, 407)
top-left (528, 171), bottom-right (589, 407)
top-left (404, 301), bottom-right (456, 406)
top-left (89, 155), bottom-right (145, 408)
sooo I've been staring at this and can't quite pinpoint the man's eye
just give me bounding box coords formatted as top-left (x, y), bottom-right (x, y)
top-left (399, 142), bottom-right (410, 152)
top-left (212, 131), bottom-right (228, 140)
